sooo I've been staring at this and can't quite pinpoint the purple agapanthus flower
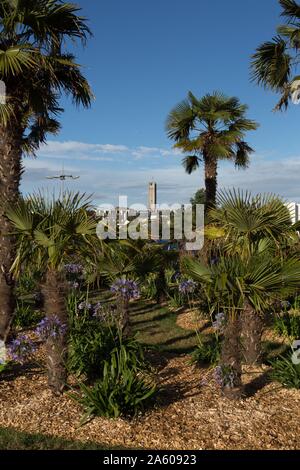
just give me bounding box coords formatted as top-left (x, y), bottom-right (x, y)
top-left (35, 316), bottom-right (67, 341)
top-left (212, 312), bottom-right (226, 331)
top-left (64, 264), bottom-right (83, 274)
top-left (7, 335), bottom-right (36, 364)
top-left (78, 301), bottom-right (92, 311)
top-left (110, 279), bottom-right (140, 301)
top-left (178, 279), bottom-right (197, 295)
top-left (92, 302), bottom-right (102, 316)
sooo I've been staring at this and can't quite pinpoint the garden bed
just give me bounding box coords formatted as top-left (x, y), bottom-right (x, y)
top-left (0, 344), bottom-right (299, 450)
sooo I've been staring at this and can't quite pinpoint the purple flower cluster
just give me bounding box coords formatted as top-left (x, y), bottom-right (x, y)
top-left (178, 279), bottom-right (197, 295)
top-left (35, 315), bottom-right (67, 341)
top-left (64, 264), bottom-right (83, 274)
top-left (78, 301), bottom-right (92, 311)
top-left (7, 335), bottom-right (36, 364)
top-left (173, 271), bottom-right (181, 282)
top-left (212, 312), bottom-right (226, 332)
top-left (213, 365), bottom-right (237, 388)
top-left (77, 300), bottom-right (104, 318)
top-left (110, 279), bottom-right (140, 301)
top-left (68, 281), bottom-right (80, 290)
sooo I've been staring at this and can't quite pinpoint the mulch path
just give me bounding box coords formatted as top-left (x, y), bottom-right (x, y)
top-left (0, 339), bottom-right (299, 450)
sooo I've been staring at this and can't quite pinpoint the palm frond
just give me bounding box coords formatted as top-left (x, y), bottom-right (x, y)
top-left (251, 36), bottom-right (291, 90)
top-left (182, 155), bottom-right (200, 174)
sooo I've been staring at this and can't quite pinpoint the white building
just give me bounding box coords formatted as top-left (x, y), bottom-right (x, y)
top-left (284, 202), bottom-right (300, 224)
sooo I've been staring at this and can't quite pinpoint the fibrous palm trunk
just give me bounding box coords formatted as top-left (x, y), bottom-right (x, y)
top-left (119, 298), bottom-right (131, 337)
top-left (0, 123), bottom-right (23, 342)
top-left (204, 153), bottom-right (217, 216)
top-left (220, 315), bottom-right (243, 400)
top-left (42, 268), bottom-right (68, 394)
top-left (241, 300), bottom-right (264, 365)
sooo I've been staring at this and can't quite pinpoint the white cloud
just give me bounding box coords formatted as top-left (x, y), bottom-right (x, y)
top-left (37, 140), bottom-right (182, 162)
top-left (21, 140), bottom-right (300, 205)
top-left (39, 141), bottom-right (129, 156)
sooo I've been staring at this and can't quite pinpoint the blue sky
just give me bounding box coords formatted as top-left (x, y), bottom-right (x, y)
top-left (22, 0), bottom-right (300, 207)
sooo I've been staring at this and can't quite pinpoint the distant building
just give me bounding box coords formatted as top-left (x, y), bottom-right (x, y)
top-left (148, 181), bottom-right (157, 212)
top-left (284, 202), bottom-right (300, 224)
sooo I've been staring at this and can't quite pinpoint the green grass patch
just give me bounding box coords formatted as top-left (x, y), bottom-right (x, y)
top-left (0, 427), bottom-right (122, 450)
top-left (130, 301), bottom-right (198, 354)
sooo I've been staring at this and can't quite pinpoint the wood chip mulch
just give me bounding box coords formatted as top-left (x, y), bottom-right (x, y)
top-left (1, 340), bottom-right (300, 450)
top-left (176, 309), bottom-right (213, 334)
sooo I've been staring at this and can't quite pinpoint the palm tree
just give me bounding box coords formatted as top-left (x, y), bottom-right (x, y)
top-left (251, 0), bottom-right (300, 109)
top-left (183, 253), bottom-right (300, 398)
top-left (166, 91), bottom-right (258, 214)
top-left (6, 192), bottom-right (97, 394)
top-left (0, 0), bottom-right (93, 342)
top-left (208, 190), bottom-right (298, 364)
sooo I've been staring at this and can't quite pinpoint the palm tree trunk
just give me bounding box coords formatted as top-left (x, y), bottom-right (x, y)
top-left (220, 315), bottom-right (243, 399)
top-left (0, 123), bottom-right (23, 342)
top-left (241, 300), bottom-right (264, 365)
top-left (119, 298), bottom-right (131, 337)
top-left (42, 268), bottom-right (68, 394)
top-left (204, 153), bottom-right (217, 215)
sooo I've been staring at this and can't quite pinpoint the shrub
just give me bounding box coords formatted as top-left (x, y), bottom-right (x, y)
top-left (190, 334), bottom-right (221, 366)
top-left (13, 302), bottom-right (43, 329)
top-left (73, 344), bottom-right (157, 419)
top-left (273, 312), bottom-right (300, 339)
top-left (68, 319), bottom-right (118, 380)
top-left (167, 289), bottom-right (186, 308)
top-left (68, 312), bottom-right (148, 381)
top-left (269, 355), bottom-right (300, 389)
top-left (141, 273), bottom-right (158, 300)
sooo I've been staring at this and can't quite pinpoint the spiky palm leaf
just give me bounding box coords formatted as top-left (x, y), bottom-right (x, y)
top-left (252, 0), bottom-right (300, 109)
top-left (6, 191), bottom-right (98, 275)
top-left (208, 189), bottom-right (297, 258)
top-left (182, 253), bottom-right (300, 313)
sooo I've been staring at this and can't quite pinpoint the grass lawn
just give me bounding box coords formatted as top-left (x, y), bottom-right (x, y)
top-left (0, 427), bottom-right (123, 450)
top-left (130, 300), bottom-right (198, 354)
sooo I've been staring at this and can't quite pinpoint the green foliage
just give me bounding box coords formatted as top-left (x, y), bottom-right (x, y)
top-left (273, 312), bottom-right (300, 339)
top-left (15, 272), bottom-right (38, 297)
top-left (190, 188), bottom-right (206, 206)
top-left (73, 344), bottom-right (157, 419)
top-left (0, 363), bottom-right (8, 374)
top-left (13, 302), bottom-right (43, 329)
top-left (141, 273), bottom-right (158, 300)
top-left (68, 318), bottom-right (118, 381)
top-left (190, 334), bottom-right (221, 366)
top-left (167, 290), bottom-right (186, 308)
top-left (251, 0), bottom-right (300, 109)
top-left (68, 297), bottom-right (148, 381)
top-left (6, 192), bottom-right (98, 276)
top-left (183, 252), bottom-right (300, 314)
top-left (0, 0), bottom-right (92, 152)
top-left (269, 354), bottom-right (300, 389)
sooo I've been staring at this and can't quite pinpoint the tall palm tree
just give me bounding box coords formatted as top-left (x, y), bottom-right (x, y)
top-left (166, 91), bottom-right (258, 214)
top-left (208, 190), bottom-right (298, 364)
top-left (251, 0), bottom-right (300, 109)
top-left (6, 192), bottom-right (97, 394)
top-left (183, 253), bottom-right (300, 398)
top-left (0, 0), bottom-right (93, 342)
